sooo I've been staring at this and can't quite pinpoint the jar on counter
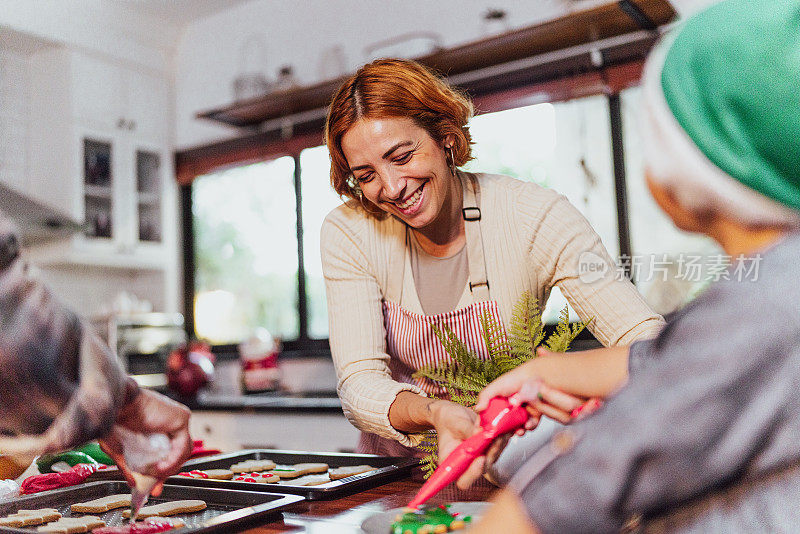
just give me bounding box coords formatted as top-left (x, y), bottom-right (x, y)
top-left (238, 328), bottom-right (280, 394)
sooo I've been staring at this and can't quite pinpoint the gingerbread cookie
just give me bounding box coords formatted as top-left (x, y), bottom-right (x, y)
top-left (230, 459), bottom-right (276, 473)
top-left (0, 508), bottom-right (62, 527)
top-left (268, 463), bottom-right (328, 479)
top-left (37, 516), bottom-right (106, 533)
top-left (122, 499), bottom-right (207, 519)
top-left (328, 465), bottom-right (377, 480)
top-left (281, 474), bottom-right (330, 486)
top-left (71, 494), bottom-right (131, 513)
top-left (232, 472), bottom-right (280, 483)
top-left (0, 517), bottom-right (24, 528)
top-left (176, 469), bottom-right (233, 480)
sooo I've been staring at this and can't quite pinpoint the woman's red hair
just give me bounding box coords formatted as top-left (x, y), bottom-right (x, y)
top-left (325, 58), bottom-right (474, 217)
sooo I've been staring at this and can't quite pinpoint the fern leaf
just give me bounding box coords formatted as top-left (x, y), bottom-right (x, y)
top-left (418, 431), bottom-right (439, 478)
top-left (506, 291), bottom-right (546, 360)
top-left (544, 307), bottom-right (591, 353)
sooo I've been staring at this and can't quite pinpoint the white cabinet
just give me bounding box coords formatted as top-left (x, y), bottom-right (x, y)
top-left (25, 47), bottom-right (175, 270)
top-left (71, 53), bottom-right (167, 142)
top-left (189, 411), bottom-right (361, 453)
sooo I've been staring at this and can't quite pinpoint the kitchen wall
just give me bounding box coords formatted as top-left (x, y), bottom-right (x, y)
top-left (0, 4), bottom-right (180, 319)
top-left (0, 44), bottom-right (29, 194)
top-left (174, 0), bottom-right (607, 150)
top-left (0, 0), bottom-right (175, 71)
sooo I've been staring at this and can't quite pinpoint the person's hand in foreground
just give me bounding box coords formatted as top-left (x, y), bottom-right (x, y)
top-left (469, 489), bottom-right (540, 534)
top-left (99, 388), bottom-right (192, 496)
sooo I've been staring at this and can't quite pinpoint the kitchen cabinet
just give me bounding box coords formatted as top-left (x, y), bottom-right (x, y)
top-left (189, 411), bottom-right (361, 453)
top-left (71, 53), bottom-right (167, 142)
top-left (25, 47), bottom-right (175, 270)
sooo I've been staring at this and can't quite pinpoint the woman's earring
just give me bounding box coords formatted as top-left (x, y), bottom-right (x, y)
top-left (347, 175), bottom-right (363, 198)
top-left (447, 146), bottom-right (457, 177)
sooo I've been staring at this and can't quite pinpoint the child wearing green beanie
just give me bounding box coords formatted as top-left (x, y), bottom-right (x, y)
top-left (467, 0), bottom-right (800, 532)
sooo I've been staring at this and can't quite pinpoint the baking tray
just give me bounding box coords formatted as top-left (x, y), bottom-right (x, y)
top-left (0, 481), bottom-right (304, 533)
top-left (169, 449), bottom-right (418, 500)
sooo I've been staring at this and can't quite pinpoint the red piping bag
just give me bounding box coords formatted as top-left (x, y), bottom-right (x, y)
top-left (407, 397), bottom-right (528, 509)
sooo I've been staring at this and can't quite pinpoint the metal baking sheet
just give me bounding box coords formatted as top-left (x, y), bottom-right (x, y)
top-left (0, 481), bottom-right (303, 533)
top-left (169, 449), bottom-right (418, 500)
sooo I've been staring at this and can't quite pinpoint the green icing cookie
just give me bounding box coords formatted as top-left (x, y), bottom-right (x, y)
top-left (391, 504), bottom-right (471, 534)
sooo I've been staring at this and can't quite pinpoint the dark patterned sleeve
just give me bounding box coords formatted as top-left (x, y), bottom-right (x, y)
top-left (0, 212), bottom-right (136, 456)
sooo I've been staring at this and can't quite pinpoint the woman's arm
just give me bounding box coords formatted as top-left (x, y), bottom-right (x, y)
top-left (322, 214), bottom-right (480, 450)
top-left (322, 214), bottom-right (431, 444)
top-left (532, 196), bottom-right (664, 346)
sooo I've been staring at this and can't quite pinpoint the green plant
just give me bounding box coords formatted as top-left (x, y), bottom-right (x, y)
top-left (413, 291), bottom-right (590, 477)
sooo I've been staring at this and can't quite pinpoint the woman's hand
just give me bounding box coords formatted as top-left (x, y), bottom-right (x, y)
top-left (430, 399), bottom-right (532, 490)
top-left (427, 400), bottom-right (496, 489)
top-left (99, 389), bottom-right (192, 496)
top-left (429, 400), bottom-right (478, 461)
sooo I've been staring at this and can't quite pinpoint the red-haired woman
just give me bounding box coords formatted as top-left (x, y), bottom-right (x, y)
top-left (321, 59), bottom-right (663, 467)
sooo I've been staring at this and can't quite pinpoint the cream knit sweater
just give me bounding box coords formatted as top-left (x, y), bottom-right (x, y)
top-left (321, 173), bottom-right (664, 446)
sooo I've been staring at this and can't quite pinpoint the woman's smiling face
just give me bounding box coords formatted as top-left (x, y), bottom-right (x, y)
top-left (341, 116), bottom-right (457, 230)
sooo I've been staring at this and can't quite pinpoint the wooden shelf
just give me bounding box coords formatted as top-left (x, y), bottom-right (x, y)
top-left (196, 0), bottom-right (675, 129)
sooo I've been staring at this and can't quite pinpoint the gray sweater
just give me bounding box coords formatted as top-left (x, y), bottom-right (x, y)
top-left (513, 232), bottom-right (800, 533)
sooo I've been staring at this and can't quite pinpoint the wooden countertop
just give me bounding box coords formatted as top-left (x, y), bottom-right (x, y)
top-left (241, 476), bottom-right (496, 533)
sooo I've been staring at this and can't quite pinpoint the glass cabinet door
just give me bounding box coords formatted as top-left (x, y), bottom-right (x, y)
top-left (83, 138), bottom-right (113, 239)
top-left (136, 149), bottom-right (162, 243)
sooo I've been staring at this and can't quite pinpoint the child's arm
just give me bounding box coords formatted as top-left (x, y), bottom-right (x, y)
top-left (475, 345), bottom-right (630, 413)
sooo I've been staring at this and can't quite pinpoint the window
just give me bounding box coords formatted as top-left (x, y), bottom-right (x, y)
top-left (192, 157), bottom-right (299, 344)
top-left (621, 87), bottom-right (721, 315)
top-left (466, 96), bottom-right (619, 323)
top-left (300, 146), bottom-right (343, 339)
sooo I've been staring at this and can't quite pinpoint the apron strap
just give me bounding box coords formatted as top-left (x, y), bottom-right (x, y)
top-left (461, 172), bottom-right (491, 303)
top-left (386, 220), bottom-right (407, 303)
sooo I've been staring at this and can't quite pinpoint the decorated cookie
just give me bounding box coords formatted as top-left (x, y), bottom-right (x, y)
top-left (176, 469), bottom-right (233, 480)
top-left (122, 499), bottom-right (207, 519)
top-left (37, 516), bottom-right (106, 533)
top-left (230, 459), bottom-right (276, 473)
top-left (268, 463), bottom-right (329, 479)
top-left (281, 474), bottom-right (330, 486)
top-left (232, 472), bottom-right (280, 484)
top-left (91, 516), bottom-right (186, 534)
top-left (391, 505), bottom-right (471, 534)
top-left (328, 465), bottom-right (377, 480)
top-left (71, 494), bottom-right (131, 513)
top-left (0, 508), bottom-right (62, 527)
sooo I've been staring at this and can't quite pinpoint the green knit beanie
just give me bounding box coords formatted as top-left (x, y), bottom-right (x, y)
top-left (660, 0), bottom-right (800, 211)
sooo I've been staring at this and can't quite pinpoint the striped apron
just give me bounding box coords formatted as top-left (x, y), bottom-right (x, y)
top-left (357, 172), bottom-right (505, 458)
